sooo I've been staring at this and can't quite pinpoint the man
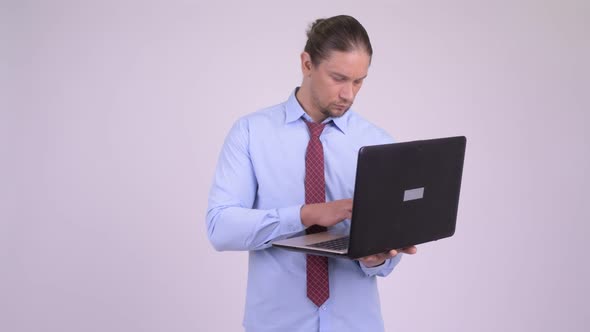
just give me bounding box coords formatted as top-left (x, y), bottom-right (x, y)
top-left (206, 15), bottom-right (417, 332)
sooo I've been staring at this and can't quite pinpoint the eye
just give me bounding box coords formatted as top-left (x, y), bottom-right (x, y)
top-left (332, 75), bottom-right (347, 82)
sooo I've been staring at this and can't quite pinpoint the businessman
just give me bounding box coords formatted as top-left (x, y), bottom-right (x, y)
top-left (207, 15), bottom-right (416, 332)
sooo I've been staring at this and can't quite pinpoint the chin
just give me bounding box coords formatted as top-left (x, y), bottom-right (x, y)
top-left (329, 107), bottom-right (350, 118)
top-left (331, 111), bottom-right (347, 118)
top-left (320, 105), bottom-right (351, 119)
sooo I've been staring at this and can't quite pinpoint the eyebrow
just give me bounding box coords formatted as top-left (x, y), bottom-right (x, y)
top-left (329, 71), bottom-right (368, 81)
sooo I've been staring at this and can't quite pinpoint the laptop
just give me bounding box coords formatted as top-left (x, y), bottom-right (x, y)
top-left (272, 136), bottom-right (466, 259)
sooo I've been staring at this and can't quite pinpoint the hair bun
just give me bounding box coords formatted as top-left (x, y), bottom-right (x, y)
top-left (307, 18), bottom-right (326, 37)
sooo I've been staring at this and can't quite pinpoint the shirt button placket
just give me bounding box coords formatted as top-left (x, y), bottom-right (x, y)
top-left (318, 303), bottom-right (330, 332)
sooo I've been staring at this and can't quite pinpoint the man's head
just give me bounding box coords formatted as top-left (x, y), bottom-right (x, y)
top-left (304, 15), bottom-right (373, 67)
top-left (298, 15), bottom-right (372, 122)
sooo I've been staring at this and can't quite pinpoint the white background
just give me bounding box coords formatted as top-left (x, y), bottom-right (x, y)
top-left (2, 0), bottom-right (589, 331)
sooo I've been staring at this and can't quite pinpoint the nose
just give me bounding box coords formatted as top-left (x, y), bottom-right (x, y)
top-left (339, 82), bottom-right (354, 103)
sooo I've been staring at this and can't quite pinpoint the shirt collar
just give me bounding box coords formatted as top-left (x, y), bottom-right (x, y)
top-left (284, 88), bottom-right (350, 134)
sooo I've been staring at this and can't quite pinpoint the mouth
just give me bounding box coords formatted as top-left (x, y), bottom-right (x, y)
top-left (333, 104), bottom-right (350, 110)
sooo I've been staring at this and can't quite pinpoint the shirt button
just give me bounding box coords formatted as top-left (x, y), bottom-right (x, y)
top-left (322, 305), bottom-right (327, 310)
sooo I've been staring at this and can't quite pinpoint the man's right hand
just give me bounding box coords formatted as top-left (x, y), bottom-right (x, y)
top-left (300, 198), bottom-right (353, 228)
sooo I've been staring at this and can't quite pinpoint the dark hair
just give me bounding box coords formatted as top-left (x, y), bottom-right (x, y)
top-left (304, 15), bottom-right (373, 65)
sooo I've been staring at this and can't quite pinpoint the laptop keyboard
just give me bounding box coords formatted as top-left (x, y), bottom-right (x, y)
top-left (309, 236), bottom-right (350, 251)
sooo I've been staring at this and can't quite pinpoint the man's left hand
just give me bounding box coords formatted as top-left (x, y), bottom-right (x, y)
top-left (358, 246), bottom-right (418, 268)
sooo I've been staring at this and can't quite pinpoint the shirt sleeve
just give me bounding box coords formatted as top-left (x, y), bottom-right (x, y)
top-left (206, 118), bottom-right (306, 252)
top-left (357, 252), bottom-right (403, 277)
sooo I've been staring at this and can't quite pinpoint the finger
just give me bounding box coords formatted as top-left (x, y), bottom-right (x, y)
top-left (361, 249), bottom-right (401, 262)
top-left (369, 251), bottom-right (395, 259)
top-left (402, 246), bottom-right (417, 255)
top-left (344, 209), bottom-right (352, 219)
top-left (358, 256), bottom-right (376, 265)
top-left (343, 198), bottom-right (353, 212)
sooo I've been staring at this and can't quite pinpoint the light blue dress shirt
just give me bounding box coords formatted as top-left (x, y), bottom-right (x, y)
top-left (206, 89), bottom-right (402, 332)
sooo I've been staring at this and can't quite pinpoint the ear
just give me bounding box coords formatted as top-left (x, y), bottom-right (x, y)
top-left (300, 52), bottom-right (313, 76)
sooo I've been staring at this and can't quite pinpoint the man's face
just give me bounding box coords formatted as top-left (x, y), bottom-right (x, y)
top-left (307, 49), bottom-right (370, 119)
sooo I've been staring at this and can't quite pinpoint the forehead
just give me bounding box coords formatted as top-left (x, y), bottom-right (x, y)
top-left (318, 50), bottom-right (371, 79)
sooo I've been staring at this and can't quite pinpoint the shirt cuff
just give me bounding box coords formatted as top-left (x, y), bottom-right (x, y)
top-left (359, 254), bottom-right (402, 277)
top-left (277, 204), bottom-right (306, 235)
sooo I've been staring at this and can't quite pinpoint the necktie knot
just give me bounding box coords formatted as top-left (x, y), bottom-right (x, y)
top-left (304, 120), bottom-right (326, 138)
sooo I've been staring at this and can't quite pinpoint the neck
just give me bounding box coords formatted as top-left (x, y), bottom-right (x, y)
top-left (295, 84), bottom-right (326, 123)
